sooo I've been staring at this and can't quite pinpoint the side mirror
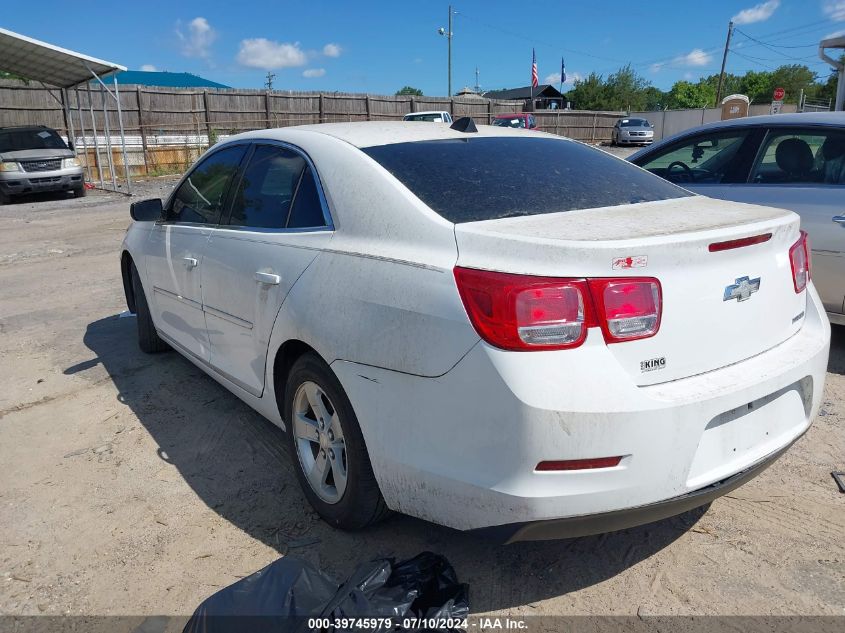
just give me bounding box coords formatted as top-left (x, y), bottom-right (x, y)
top-left (130, 198), bottom-right (164, 222)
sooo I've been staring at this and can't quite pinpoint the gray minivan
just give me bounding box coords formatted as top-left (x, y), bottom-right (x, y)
top-left (0, 125), bottom-right (85, 203)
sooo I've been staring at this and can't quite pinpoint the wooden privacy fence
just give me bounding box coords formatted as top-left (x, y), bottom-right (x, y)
top-left (4, 79), bottom-right (796, 179)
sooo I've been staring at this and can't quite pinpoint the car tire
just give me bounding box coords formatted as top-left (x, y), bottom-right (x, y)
top-left (130, 263), bottom-right (170, 354)
top-left (73, 186), bottom-right (86, 198)
top-left (284, 352), bottom-right (390, 530)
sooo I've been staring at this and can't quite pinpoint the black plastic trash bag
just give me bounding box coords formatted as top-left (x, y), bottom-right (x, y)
top-left (182, 551), bottom-right (469, 633)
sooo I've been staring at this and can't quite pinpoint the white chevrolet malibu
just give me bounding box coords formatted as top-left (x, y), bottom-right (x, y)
top-left (120, 121), bottom-right (830, 542)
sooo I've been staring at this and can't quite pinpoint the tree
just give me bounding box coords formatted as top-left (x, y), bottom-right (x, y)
top-left (604, 64), bottom-right (650, 110)
top-left (396, 86), bottom-right (423, 96)
top-left (769, 64), bottom-right (818, 104)
top-left (666, 80), bottom-right (716, 109)
top-left (739, 70), bottom-right (773, 103)
top-left (569, 72), bottom-right (607, 110)
top-left (0, 70), bottom-right (29, 84)
top-left (642, 86), bottom-right (668, 110)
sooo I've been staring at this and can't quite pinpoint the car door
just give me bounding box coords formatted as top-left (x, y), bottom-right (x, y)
top-left (201, 142), bottom-right (333, 397)
top-left (144, 144), bottom-right (248, 360)
top-left (710, 127), bottom-right (845, 317)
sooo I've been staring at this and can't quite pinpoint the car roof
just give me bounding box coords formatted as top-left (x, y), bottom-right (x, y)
top-left (667, 111), bottom-right (845, 135)
top-left (228, 121), bottom-right (562, 149)
top-left (494, 113), bottom-right (528, 117)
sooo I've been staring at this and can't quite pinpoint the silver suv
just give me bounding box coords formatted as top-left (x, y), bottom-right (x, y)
top-left (0, 126), bottom-right (85, 203)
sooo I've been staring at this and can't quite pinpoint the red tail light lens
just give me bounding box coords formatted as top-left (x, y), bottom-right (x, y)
top-left (454, 267), bottom-right (662, 350)
top-left (453, 268), bottom-right (592, 350)
top-left (589, 278), bottom-right (662, 342)
top-left (789, 230), bottom-right (811, 293)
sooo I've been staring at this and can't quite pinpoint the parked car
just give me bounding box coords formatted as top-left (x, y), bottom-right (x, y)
top-left (491, 113), bottom-right (538, 130)
top-left (629, 112), bottom-right (845, 326)
top-left (121, 122), bottom-right (829, 542)
top-left (403, 111), bottom-right (453, 123)
top-left (611, 118), bottom-right (654, 146)
top-left (0, 125), bottom-right (84, 203)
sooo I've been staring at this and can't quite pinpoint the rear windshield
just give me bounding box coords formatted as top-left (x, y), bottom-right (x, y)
top-left (0, 128), bottom-right (67, 152)
top-left (362, 137), bottom-right (690, 223)
top-left (492, 117), bottom-right (525, 128)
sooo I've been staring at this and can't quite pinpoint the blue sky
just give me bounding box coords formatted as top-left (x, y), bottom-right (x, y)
top-left (3, 0), bottom-right (843, 94)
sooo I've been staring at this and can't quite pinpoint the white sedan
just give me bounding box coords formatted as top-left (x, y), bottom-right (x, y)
top-left (120, 121), bottom-right (830, 542)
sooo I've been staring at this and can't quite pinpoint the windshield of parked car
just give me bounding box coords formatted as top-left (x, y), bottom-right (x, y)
top-left (0, 128), bottom-right (68, 152)
top-left (621, 119), bottom-right (649, 127)
top-left (492, 117), bottom-right (525, 128)
top-left (405, 113), bottom-right (445, 122)
top-left (362, 137), bottom-right (691, 223)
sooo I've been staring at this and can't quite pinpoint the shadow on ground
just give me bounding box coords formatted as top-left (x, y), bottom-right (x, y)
top-left (828, 324), bottom-right (845, 376)
top-left (73, 314), bottom-right (708, 611)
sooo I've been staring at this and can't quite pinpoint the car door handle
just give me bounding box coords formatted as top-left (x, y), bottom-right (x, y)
top-left (833, 215), bottom-right (845, 225)
top-left (183, 257), bottom-right (198, 269)
top-left (254, 271), bottom-right (281, 285)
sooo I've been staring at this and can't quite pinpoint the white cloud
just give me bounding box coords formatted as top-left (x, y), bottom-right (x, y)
top-left (303, 68), bottom-right (326, 78)
top-left (236, 39), bottom-right (307, 69)
top-left (543, 71), bottom-right (581, 86)
top-left (177, 17), bottom-right (216, 59)
top-left (731, 0), bottom-right (780, 25)
top-left (823, 28), bottom-right (845, 39)
top-left (140, 64), bottom-right (157, 72)
top-left (322, 43), bottom-right (342, 57)
top-left (823, 1), bottom-right (845, 21)
top-left (651, 48), bottom-right (713, 72)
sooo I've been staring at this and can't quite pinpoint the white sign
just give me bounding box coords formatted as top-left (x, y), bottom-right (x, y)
top-left (770, 100), bottom-right (783, 115)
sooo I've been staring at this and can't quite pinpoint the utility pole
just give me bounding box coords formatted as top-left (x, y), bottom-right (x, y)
top-left (715, 20), bottom-right (734, 107)
top-left (474, 66), bottom-right (480, 94)
top-left (438, 6), bottom-right (455, 96)
top-left (264, 71), bottom-right (276, 90)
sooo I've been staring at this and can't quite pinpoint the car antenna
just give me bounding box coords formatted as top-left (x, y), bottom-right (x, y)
top-left (450, 117), bottom-right (477, 133)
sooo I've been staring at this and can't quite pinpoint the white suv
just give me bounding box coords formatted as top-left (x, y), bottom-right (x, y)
top-left (403, 111), bottom-right (453, 123)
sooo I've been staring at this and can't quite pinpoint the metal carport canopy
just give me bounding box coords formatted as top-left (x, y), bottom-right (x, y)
top-left (0, 27), bottom-right (125, 87)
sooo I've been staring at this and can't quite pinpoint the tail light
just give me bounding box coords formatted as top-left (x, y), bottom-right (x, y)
top-left (589, 278), bottom-right (661, 342)
top-left (453, 268), bottom-right (592, 351)
top-left (454, 267), bottom-right (661, 351)
top-left (789, 230), bottom-right (811, 293)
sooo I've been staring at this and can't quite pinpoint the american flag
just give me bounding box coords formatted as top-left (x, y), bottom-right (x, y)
top-left (531, 49), bottom-right (539, 88)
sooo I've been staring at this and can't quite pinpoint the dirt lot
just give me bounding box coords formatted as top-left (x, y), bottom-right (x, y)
top-left (1, 177), bottom-right (843, 622)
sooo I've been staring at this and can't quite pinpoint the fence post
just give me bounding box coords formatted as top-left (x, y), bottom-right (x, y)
top-left (487, 99), bottom-right (492, 124)
top-left (202, 90), bottom-right (213, 141)
top-left (136, 87), bottom-right (149, 175)
top-left (410, 96), bottom-right (416, 113)
top-left (318, 93), bottom-right (324, 123)
top-left (591, 113), bottom-right (597, 143)
top-left (450, 98), bottom-right (455, 117)
top-left (265, 90), bottom-right (272, 127)
top-left (365, 95), bottom-right (371, 122)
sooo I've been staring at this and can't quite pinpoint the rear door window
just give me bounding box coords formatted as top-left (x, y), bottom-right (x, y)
top-left (749, 128), bottom-right (845, 185)
top-left (362, 136), bottom-right (690, 223)
top-left (634, 130), bottom-right (756, 185)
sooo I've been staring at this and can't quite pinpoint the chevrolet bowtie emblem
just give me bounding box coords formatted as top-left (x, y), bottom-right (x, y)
top-left (723, 276), bottom-right (761, 302)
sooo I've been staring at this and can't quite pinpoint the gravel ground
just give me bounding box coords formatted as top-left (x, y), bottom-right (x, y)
top-left (0, 177), bottom-right (843, 623)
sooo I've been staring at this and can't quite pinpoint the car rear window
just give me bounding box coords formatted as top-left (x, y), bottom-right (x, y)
top-left (361, 137), bottom-right (690, 223)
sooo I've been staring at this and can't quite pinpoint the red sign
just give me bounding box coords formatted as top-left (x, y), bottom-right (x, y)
top-left (773, 87), bottom-right (785, 101)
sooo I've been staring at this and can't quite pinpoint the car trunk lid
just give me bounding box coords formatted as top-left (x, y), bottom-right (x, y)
top-left (454, 196), bottom-right (806, 385)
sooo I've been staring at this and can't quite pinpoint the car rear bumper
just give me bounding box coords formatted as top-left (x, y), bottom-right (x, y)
top-left (332, 285), bottom-right (830, 537)
top-left (0, 167), bottom-right (84, 196)
top-left (471, 437), bottom-right (793, 543)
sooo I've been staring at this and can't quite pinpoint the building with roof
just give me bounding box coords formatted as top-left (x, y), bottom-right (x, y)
top-left (482, 84), bottom-right (566, 110)
top-left (114, 70), bottom-right (229, 89)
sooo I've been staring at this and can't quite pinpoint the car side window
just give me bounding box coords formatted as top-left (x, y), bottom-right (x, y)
top-left (636, 130), bottom-right (752, 185)
top-left (286, 166), bottom-right (327, 228)
top-left (749, 129), bottom-right (845, 185)
top-left (168, 145), bottom-right (246, 224)
top-left (227, 145), bottom-right (306, 229)
top-left (225, 144), bottom-right (329, 230)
